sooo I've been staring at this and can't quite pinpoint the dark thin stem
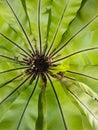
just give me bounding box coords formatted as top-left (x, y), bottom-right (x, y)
top-left (67, 70), bottom-right (98, 81)
top-left (47, 74), bottom-right (67, 130)
top-left (43, 44), bottom-right (48, 56)
top-left (20, 53), bottom-right (28, 58)
top-left (29, 73), bottom-right (36, 85)
top-left (0, 74), bottom-right (32, 105)
top-left (0, 73), bottom-right (23, 88)
top-left (38, 0), bottom-right (42, 55)
top-left (16, 60), bottom-right (28, 65)
top-left (51, 47), bottom-right (98, 63)
top-left (0, 54), bottom-right (16, 61)
top-left (0, 54), bottom-right (27, 65)
top-left (17, 75), bottom-right (39, 130)
top-left (67, 88), bottom-right (98, 122)
top-left (6, 0), bottom-right (35, 54)
top-left (64, 75), bottom-right (76, 81)
top-left (0, 32), bottom-right (32, 58)
top-left (46, 0), bottom-right (69, 56)
top-left (0, 67), bottom-right (28, 75)
top-left (50, 14), bottom-right (98, 58)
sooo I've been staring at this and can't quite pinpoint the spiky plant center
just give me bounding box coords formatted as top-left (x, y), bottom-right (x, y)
top-left (25, 54), bottom-right (51, 74)
top-left (34, 55), bottom-right (49, 72)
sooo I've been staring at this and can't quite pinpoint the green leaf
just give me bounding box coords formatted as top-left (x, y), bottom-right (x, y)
top-left (0, 0), bottom-right (98, 130)
top-left (59, 76), bottom-right (98, 130)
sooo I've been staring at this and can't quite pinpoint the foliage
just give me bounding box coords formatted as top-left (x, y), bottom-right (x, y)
top-left (0, 0), bottom-right (98, 130)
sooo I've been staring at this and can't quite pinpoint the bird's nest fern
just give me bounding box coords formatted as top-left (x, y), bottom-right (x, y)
top-left (0, 0), bottom-right (98, 130)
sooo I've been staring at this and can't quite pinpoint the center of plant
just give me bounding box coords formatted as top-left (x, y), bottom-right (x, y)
top-left (25, 54), bottom-right (51, 74)
top-left (33, 54), bottom-right (50, 73)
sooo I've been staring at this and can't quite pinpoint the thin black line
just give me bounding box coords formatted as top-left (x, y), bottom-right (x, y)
top-left (20, 53), bottom-right (28, 58)
top-left (64, 75), bottom-right (76, 81)
top-left (0, 74), bottom-right (32, 105)
top-left (0, 54), bottom-right (28, 65)
top-left (50, 14), bottom-right (98, 58)
top-left (47, 74), bottom-right (67, 130)
top-left (38, 0), bottom-right (42, 55)
top-left (29, 73), bottom-right (36, 85)
top-left (51, 47), bottom-right (98, 63)
top-left (67, 88), bottom-right (98, 122)
top-left (17, 75), bottom-right (39, 130)
top-left (67, 70), bottom-right (98, 81)
top-left (16, 60), bottom-right (29, 65)
top-left (0, 32), bottom-right (32, 58)
top-left (0, 54), bottom-right (16, 61)
top-left (0, 67), bottom-right (29, 74)
top-left (6, 0), bottom-right (35, 54)
top-left (0, 73), bottom-right (23, 88)
top-left (43, 43), bottom-right (48, 56)
top-left (46, 0), bottom-right (69, 56)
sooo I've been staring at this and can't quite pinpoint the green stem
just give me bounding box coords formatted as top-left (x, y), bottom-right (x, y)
top-left (35, 88), bottom-right (47, 130)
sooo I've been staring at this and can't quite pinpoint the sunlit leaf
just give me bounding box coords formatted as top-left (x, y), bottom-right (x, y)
top-left (0, 0), bottom-right (98, 130)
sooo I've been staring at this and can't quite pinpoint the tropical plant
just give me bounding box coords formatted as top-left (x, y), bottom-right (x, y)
top-left (0, 0), bottom-right (98, 130)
